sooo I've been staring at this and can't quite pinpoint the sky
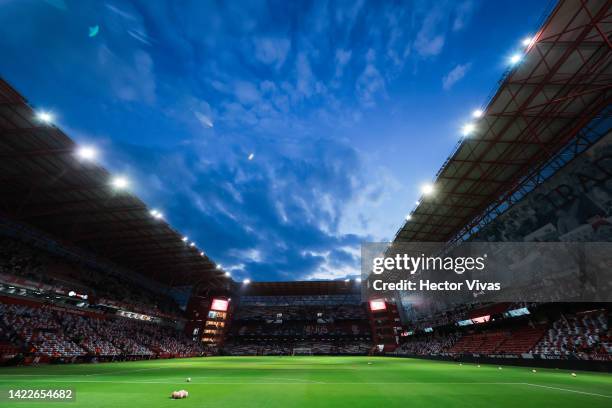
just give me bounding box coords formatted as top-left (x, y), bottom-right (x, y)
top-left (0, 0), bottom-right (551, 282)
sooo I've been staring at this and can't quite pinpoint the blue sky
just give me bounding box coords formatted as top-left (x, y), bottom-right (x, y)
top-left (0, 0), bottom-right (549, 282)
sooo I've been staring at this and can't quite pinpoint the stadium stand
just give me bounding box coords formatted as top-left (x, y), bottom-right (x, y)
top-left (0, 298), bottom-right (205, 362)
top-left (224, 282), bottom-right (373, 356)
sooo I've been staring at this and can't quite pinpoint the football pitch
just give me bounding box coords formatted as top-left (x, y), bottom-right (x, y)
top-left (0, 356), bottom-right (610, 407)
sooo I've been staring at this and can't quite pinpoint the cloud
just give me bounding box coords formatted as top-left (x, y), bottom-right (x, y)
top-left (453, 0), bottom-right (476, 31)
top-left (99, 132), bottom-right (371, 281)
top-left (413, 7), bottom-right (447, 57)
top-left (355, 49), bottom-right (386, 107)
top-left (97, 47), bottom-right (157, 104)
top-left (442, 62), bottom-right (472, 90)
top-left (253, 37), bottom-right (291, 69)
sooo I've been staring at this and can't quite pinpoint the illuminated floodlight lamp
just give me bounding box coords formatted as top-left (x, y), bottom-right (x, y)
top-left (461, 122), bottom-right (476, 136)
top-left (76, 146), bottom-right (98, 161)
top-left (36, 111), bottom-right (54, 124)
top-left (182, 236), bottom-right (188, 242)
top-left (421, 183), bottom-right (434, 196)
top-left (149, 209), bottom-right (163, 219)
top-left (405, 214), bottom-right (412, 221)
top-left (415, 200), bottom-right (420, 206)
top-left (110, 176), bottom-right (129, 190)
top-left (243, 278), bottom-right (251, 284)
top-left (189, 242), bottom-right (196, 247)
top-left (216, 264), bottom-right (221, 269)
top-left (522, 36), bottom-right (533, 47)
top-left (509, 54), bottom-right (522, 65)
top-left (472, 109), bottom-right (484, 119)
top-left (225, 271), bottom-right (231, 277)
top-left (200, 251), bottom-right (204, 256)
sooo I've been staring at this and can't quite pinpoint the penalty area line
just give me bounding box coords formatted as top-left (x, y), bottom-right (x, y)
top-left (523, 383), bottom-right (611, 399)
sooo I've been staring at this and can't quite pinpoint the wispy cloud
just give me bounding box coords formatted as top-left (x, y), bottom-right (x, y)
top-left (442, 62), bottom-right (472, 90)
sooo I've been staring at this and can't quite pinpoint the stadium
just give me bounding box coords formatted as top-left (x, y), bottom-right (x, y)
top-left (0, 0), bottom-right (611, 407)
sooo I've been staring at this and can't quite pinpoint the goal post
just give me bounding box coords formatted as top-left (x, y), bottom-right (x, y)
top-left (292, 347), bottom-right (313, 356)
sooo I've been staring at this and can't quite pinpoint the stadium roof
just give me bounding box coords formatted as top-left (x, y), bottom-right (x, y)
top-left (395, 0), bottom-right (611, 244)
top-left (241, 281), bottom-right (360, 296)
top-left (0, 79), bottom-right (226, 287)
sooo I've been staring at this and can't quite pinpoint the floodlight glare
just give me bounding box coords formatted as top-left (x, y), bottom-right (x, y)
top-left (76, 146), bottom-right (98, 161)
top-left (421, 183), bottom-right (434, 195)
top-left (36, 111), bottom-right (54, 124)
top-left (462, 123), bottom-right (476, 136)
top-left (509, 54), bottom-right (522, 65)
top-left (200, 252), bottom-right (204, 256)
top-left (243, 278), bottom-right (251, 284)
top-left (111, 176), bottom-right (129, 190)
top-left (225, 272), bottom-right (231, 277)
top-left (216, 264), bottom-right (221, 269)
top-left (405, 214), bottom-right (412, 221)
top-left (522, 37), bottom-right (533, 47)
top-left (190, 242), bottom-right (196, 247)
top-left (472, 109), bottom-right (484, 118)
top-left (182, 236), bottom-right (188, 242)
top-left (415, 200), bottom-right (421, 206)
top-left (149, 209), bottom-right (163, 219)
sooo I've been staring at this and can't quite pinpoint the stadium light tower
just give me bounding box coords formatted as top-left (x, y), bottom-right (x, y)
top-left (110, 176), bottom-right (129, 190)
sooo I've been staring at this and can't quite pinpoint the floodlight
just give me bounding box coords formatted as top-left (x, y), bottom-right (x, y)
top-left (216, 264), bottom-right (221, 269)
top-left (225, 271), bottom-right (231, 277)
top-left (405, 214), bottom-right (411, 221)
top-left (243, 278), bottom-right (251, 284)
top-left (509, 54), bottom-right (522, 65)
top-left (200, 252), bottom-right (204, 256)
top-left (36, 111), bottom-right (54, 124)
top-left (522, 37), bottom-right (533, 47)
top-left (76, 146), bottom-right (98, 161)
top-left (190, 242), bottom-right (196, 247)
top-left (415, 201), bottom-right (420, 206)
top-left (149, 209), bottom-right (163, 219)
top-left (111, 176), bottom-right (129, 190)
top-left (462, 123), bottom-right (476, 136)
top-left (182, 236), bottom-right (188, 242)
top-left (472, 109), bottom-right (483, 118)
top-left (421, 183), bottom-right (434, 195)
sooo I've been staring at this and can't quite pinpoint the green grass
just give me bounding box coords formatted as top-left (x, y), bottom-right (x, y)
top-left (0, 356), bottom-right (610, 407)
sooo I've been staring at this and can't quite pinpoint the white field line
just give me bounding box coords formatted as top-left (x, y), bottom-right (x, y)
top-left (0, 380), bottom-right (526, 385)
top-left (1, 378), bottom-right (610, 399)
top-left (523, 383), bottom-right (611, 399)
